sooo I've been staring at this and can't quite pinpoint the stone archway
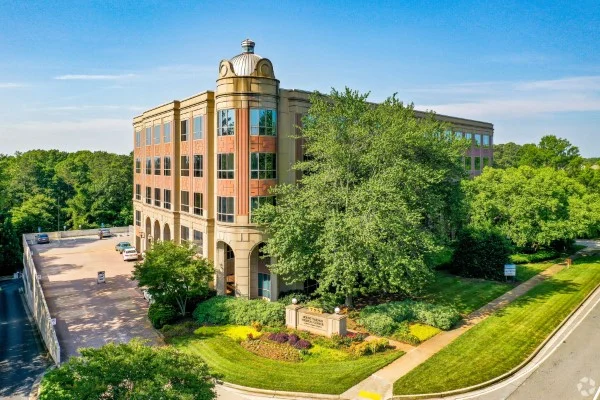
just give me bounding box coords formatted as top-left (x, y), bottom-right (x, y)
top-left (163, 223), bottom-right (171, 241)
top-left (224, 243), bottom-right (235, 296)
top-left (145, 217), bottom-right (151, 251)
top-left (250, 242), bottom-right (272, 300)
top-left (153, 220), bottom-right (161, 243)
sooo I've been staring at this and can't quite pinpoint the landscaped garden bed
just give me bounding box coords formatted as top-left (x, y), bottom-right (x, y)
top-left (393, 255), bottom-right (600, 395)
top-left (166, 324), bottom-right (403, 394)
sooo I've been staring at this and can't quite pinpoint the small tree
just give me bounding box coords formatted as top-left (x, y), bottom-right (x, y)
top-left (39, 339), bottom-right (215, 400)
top-left (132, 241), bottom-right (213, 317)
top-left (449, 228), bottom-right (513, 280)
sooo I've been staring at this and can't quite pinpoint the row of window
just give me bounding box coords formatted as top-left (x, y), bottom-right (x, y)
top-left (465, 156), bottom-right (491, 171)
top-left (453, 131), bottom-right (492, 148)
top-left (135, 184), bottom-right (274, 224)
top-left (135, 156), bottom-right (203, 177)
top-left (134, 108), bottom-right (277, 146)
top-left (135, 153), bottom-right (276, 180)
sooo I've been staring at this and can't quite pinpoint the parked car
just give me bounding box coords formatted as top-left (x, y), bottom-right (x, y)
top-left (115, 241), bottom-right (132, 253)
top-left (122, 247), bottom-right (139, 261)
top-left (36, 233), bottom-right (50, 244)
top-left (98, 228), bottom-right (112, 238)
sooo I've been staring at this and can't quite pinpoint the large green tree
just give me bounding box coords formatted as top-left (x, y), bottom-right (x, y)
top-left (465, 166), bottom-right (600, 250)
top-left (39, 339), bottom-right (215, 400)
top-left (132, 241), bottom-right (214, 316)
top-left (254, 88), bottom-right (469, 306)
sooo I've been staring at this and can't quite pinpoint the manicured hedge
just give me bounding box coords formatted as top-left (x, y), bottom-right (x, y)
top-left (359, 300), bottom-right (460, 336)
top-left (148, 302), bottom-right (177, 329)
top-left (193, 296), bottom-right (285, 327)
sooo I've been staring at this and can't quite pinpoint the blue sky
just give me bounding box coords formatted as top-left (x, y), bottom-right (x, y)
top-left (0, 0), bottom-right (599, 156)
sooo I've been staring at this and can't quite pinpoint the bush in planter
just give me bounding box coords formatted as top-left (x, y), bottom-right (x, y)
top-left (449, 227), bottom-right (513, 280)
top-left (193, 296), bottom-right (285, 326)
top-left (148, 302), bottom-right (177, 329)
top-left (358, 313), bottom-right (397, 336)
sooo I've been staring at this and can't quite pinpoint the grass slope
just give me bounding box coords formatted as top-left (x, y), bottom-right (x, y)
top-left (171, 326), bottom-right (403, 394)
top-left (394, 256), bottom-right (600, 395)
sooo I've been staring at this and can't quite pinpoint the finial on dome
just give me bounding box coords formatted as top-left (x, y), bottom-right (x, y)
top-left (241, 39), bottom-right (255, 54)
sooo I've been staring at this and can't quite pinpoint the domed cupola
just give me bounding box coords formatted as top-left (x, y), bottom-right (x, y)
top-left (218, 39), bottom-right (276, 79)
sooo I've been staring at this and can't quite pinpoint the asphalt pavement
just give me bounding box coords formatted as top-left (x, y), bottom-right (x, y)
top-left (0, 279), bottom-right (50, 400)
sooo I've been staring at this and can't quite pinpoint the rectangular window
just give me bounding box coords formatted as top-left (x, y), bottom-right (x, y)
top-left (193, 192), bottom-right (203, 216)
top-left (217, 153), bottom-right (234, 179)
top-left (483, 135), bottom-right (490, 148)
top-left (193, 115), bottom-right (203, 140)
top-left (250, 196), bottom-right (275, 222)
top-left (135, 158), bottom-right (141, 174)
top-left (455, 131), bottom-right (463, 139)
top-left (154, 188), bottom-right (160, 207)
top-left (465, 132), bottom-right (472, 142)
top-left (163, 189), bottom-right (171, 210)
top-left (145, 187), bottom-right (152, 204)
top-left (163, 122), bottom-right (171, 143)
top-left (145, 158), bottom-right (152, 175)
top-left (181, 225), bottom-right (189, 242)
top-left (474, 157), bottom-right (481, 170)
top-left (483, 157), bottom-right (490, 168)
top-left (194, 154), bottom-right (203, 177)
top-left (145, 127), bottom-right (151, 146)
top-left (193, 230), bottom-right (203, 255)
top-left (474, 134), bottom-right (482, 147)
top-left (181, 119), bottom-right (188, 142)
top-left (135, 184), bottom-right (141, 200)
top-left (164, 156), bottom-right (171, 176)
top-left (154, 156), bottom-right (161, 175)
top-left (217, 196), bottom-right (234, 222)
top-left (181, 155), bottom-right (190, 176)
top-left (181, 191), bottom-right (190, 213)
top-left (464, 157), bottom-right (472, 170)
top-left (250, 109), bottom-right (277, 136)
top-left (250, 153), bottom-right (276, 179)
top-left (153, 125), bottom-right (160, 144)
top-left (217, 109), bottom-right (235, 136)
top-left (135, 210), bottom-right (141, 226)
top-left (258, 273), bottom-right (271, 298)
top-left (135, 130), bottom-right (141, 147)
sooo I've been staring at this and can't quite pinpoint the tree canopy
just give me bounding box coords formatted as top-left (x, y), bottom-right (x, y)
top-left (132, 241), bottom-right (214, 316)
top-left (0, 149), bottom-right (133, 275)
top-left (39, 339), bottom-right (215, 400)
top-left (465, 166), bottom-right (600, 250)
top-left (254, 88), bottom-right (470, 305)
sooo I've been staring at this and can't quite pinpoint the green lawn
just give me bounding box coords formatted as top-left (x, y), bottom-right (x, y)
top-left (394, 256), bottom-right (600, 395)
top-left (170, 326), bottom-right (403, 394)
top-left (420, 262), bottom-right (555, 315)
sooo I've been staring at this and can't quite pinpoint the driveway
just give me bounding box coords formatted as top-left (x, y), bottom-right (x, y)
top-left (0, 279), bottom-right (50, 400)
top-left (32, 235), bottom-right (160, 361)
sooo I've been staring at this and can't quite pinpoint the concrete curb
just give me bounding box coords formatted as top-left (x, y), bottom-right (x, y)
top-left (392, 253), bottom-right (600, 399)
top-left (220, 381), bottom-right (350, 399)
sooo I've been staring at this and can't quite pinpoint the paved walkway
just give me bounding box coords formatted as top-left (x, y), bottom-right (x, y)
top-left (343, 261), bottom-right (570, 400)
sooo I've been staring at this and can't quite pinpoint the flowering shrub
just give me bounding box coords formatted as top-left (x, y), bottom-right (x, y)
top-left (288, 334), bottom-right (300, 346)
top-left (349, 338), bottom-right (389, 357)
top-left (251, 321), bottom-right (263, 332)
top-left (293, 339), bottom-right (312, 350)
top-left (247, 333), bottom-right (254, 340)
top-left (268, 332), bottom-right (289, 343)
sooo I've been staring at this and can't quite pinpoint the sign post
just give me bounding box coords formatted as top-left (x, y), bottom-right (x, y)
top-left (504, 264), bottom-right (517, 282)
top-left (97, 271), bottom-right (106, 284)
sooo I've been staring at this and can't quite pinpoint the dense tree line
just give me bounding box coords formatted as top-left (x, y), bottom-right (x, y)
top-left (255, 89), bottom-right (600, 299)
top-left (0, 150), bottom-right (133, 275)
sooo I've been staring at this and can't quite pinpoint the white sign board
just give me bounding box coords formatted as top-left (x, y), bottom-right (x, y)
top-left (504, 264), bottom-right (517, 277)
top-left (97, 271), bottom-right (106, 284)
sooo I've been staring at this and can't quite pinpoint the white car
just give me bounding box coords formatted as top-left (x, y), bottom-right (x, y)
top-left (122, 248), bottom-right (139, 261)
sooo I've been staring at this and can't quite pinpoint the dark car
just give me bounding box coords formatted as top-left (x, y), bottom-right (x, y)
top-left (36, 233), bottom-right (50, 244)
top-left (98, 228), bottom-right (112, 238)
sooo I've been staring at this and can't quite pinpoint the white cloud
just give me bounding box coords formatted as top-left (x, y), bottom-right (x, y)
top-left (0, 119), bottom-right (132, 154)
top-left (54, 74), bottom-right (136, 80)
top-left (516, 76), bottom-right (600, 91)
top-left (0, 82), bottom-right (27, 88)
top-left (32, 105), bottom-right (144, 112)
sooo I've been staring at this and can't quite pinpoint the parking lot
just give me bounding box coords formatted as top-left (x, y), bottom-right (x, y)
top-left (31, 233), bottom-right (160, 361)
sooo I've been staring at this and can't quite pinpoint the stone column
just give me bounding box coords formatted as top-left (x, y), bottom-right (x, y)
top-left (285, 304), bottom-right (302, 330)
top-left (215, 242), bottom-right (225, 295)
top-left (235, 253), bottom-right (250, 298)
